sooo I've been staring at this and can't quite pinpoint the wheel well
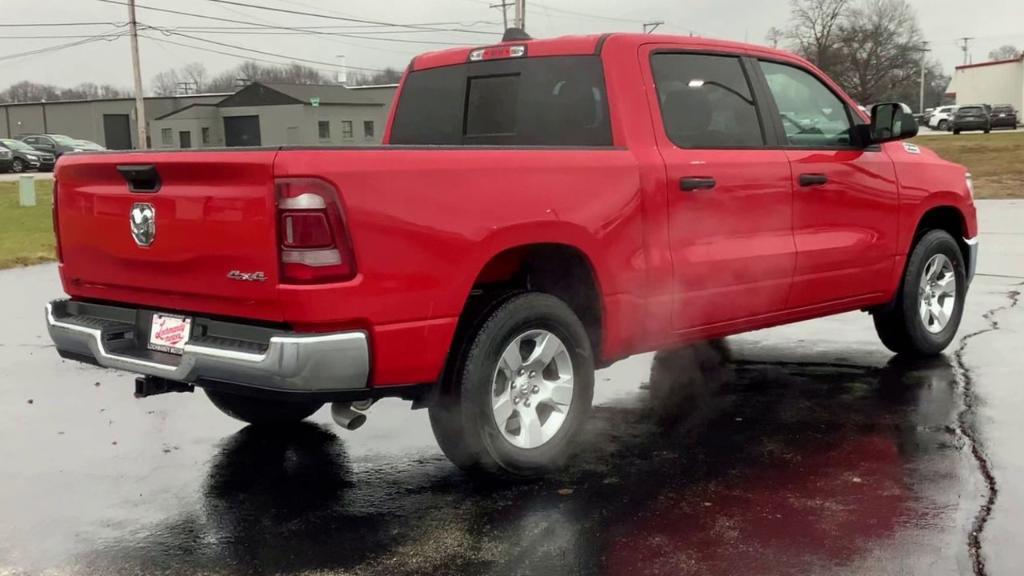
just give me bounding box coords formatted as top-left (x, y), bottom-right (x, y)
top-left (914, 205), bottom-right (970, 266)
top-left (466, 244), bottom-right (603, 359)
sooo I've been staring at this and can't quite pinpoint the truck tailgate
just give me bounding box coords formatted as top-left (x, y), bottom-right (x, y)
top-left (55, 151), bottom-right (284, 321)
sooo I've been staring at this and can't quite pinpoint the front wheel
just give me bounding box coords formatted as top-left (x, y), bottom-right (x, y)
top-left (11, 158), bottom-right (25, 173)
top-left (873, 229), bottom-right (966, 357)
top-left (205, 389), bottom-right (323, 425)
top-left (429, 292), bottom-right (594, 476)
top-left (937, 120), bottom-right (948, 131)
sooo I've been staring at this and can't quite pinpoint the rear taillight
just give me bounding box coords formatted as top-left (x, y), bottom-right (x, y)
top-left (276, 178), bottom-right (356, 284)
top-left (52, 179), bottom-right (62, 262)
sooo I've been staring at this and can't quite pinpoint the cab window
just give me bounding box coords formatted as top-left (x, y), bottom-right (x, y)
top-left (759, 61), bottom-right (854, 148)
top-left (651, 53), bottom-right (764, 148)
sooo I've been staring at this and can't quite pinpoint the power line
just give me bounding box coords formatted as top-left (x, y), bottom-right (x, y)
top-left (199, 0), bottom-right (498, 35)
top-left (0, 31), bottom-right (128, 63)
top-left (95, 1), bottom-right (493, 46)
top-left (141, 33), bottom-right (387, 73)
top-left (0, 22), bottom-right (127, 28)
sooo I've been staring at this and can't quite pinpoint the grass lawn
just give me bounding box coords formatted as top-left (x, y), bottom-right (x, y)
top-left (912, 131), bottom-right (1024, 199)
top-left (0, 180), bottom-right (56, 269)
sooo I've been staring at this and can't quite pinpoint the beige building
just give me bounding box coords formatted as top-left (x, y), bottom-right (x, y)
top-left (0, 82), bottom-right (397, 149)
top-left (946, 56), bottom-right (1024, 113)
top-left (151, 82), bottom-right (397, 149)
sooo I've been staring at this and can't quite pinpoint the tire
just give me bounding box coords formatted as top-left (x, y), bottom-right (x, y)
top-left (937, 120), bottom-right (948, 131)
top-left (11, 158), bottom-right (25, 173)
top-left (429, 292), bottom-right (595, 476)
top-left (984, 128), bottom-right (991, 134)
top-left (953, 129), bottom-right (961, 135)
top-left (205, 389), bottom-right (323, 425)
top-left (872, 230), bottom-right (967, 357)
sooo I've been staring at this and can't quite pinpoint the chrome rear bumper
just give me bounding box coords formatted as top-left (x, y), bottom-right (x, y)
top-left (46, 300), bottom-right (369, 393)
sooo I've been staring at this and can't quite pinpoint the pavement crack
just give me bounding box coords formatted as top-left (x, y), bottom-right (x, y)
top-left (954, 285), bottom-right (1022, 576)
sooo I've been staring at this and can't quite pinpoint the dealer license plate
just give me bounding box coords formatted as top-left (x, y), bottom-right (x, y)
top-left (148, 313), bottom-right (192, 354)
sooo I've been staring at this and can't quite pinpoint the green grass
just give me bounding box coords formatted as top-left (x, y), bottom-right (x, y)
top-left (0, 180), bottom-right (56, 269)
top-left (912, 131), bottom-right (1024, 199)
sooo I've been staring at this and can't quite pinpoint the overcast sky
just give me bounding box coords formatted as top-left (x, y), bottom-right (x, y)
top-left (2, 0), bottom-right (1023, 92)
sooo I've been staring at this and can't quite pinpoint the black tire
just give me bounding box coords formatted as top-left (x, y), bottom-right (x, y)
top-left (429, 292), bottom-right (595, 476)
top-left (872, 229), bottom-right (967, 357)
top-left (11, 158), bottom-right (25, 173)
top-left (937, 120), bottom-right (948, 131)
top-left (984, 128), bottom-right (991, 134)
top-left (953, 129), bottom-right (961, 135)
top-left (205, 389), bottom-right (323, 425)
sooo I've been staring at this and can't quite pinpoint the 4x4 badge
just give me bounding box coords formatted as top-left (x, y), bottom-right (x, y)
top-left (130, 202), bottom-right (155, 247)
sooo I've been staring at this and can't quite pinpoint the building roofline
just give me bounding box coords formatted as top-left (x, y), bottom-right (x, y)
top-left (153, 103), bottom-right (220, 121)
top-left (346, 83), bottom-right (400, 90)
top-left (0, 92), bottom-right (232, 108)
top-left (955, 56), bottom-right (1024, 71)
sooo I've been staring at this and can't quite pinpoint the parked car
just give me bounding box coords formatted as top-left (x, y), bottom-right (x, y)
top-left (989, 105), bottom-right (1018, 129)
top-left (19, 133), bottom-right (87, 159)
top-left (73, 139), bottom-right (107, 151)
top-left (0, 147), bottom-right (12, 173)
top-left (927, 106), bottom-right (957, 131)
top-left (950, 105), bottom-right (992, 134)
top-left (46, 33), bottom-right (977, 476)
top-left (0, 138), bottom-right (56, 172)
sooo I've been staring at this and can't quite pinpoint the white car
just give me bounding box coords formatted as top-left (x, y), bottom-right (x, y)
top-left (928, 106), bottom-right (958, 131)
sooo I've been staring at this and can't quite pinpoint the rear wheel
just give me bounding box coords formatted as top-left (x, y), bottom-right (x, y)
top-left (205, 389), bottom-right (323, 425)
top-left (938, 120), bottom-right (948, 131)
top-left (873, 230), bottom-right (966, 357)
top-left (429, 292), bottom-right (594, 476)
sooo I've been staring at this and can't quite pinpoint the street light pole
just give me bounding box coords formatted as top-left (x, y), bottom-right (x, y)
top-left (128, 0), bottom-right (148, 149)
top-left (514, 0), bottom-right (525, 30)
top-left (917, 42), bottom-right (930, 114)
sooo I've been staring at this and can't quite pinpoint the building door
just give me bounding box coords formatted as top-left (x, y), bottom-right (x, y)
top-left (179, 130), bottom-right (192, 149)
top-left (224, 115), bottom-right (261, 147)
top-left (102, 114), bottom-right (132, 149)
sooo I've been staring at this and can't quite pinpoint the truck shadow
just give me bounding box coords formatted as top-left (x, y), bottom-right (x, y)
top-left (76, 346), bottom-right (967, 576)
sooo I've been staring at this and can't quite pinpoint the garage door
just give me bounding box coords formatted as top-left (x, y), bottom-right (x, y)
top-left (224, 115), bottom-right (261, 147)
top-left (102, 114), bottom-right (133, 150)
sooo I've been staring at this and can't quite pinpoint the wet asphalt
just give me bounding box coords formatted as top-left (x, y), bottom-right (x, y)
top-left (1, 200), bottom-right (1022, 576)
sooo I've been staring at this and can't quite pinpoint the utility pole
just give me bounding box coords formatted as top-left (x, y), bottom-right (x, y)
top-left (127, 0), bottom-right (147, 149)
top-left (958, 37), bottom-right (973, 65)
top-left (513, 0), bottom-right (525, 31)
top-left (643, 21), bottom-right (664, 34)
top-left (490, 0), bottom-right (513, 30)
top-left (917, 42), bottom-right (930, 114)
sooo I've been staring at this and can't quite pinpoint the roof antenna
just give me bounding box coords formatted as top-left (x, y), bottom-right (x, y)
top-left (502, 27), bottom-right (533, 42)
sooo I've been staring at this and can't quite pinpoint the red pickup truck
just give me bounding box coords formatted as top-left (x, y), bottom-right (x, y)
top-left (47, 33), bottom-right (977, 476)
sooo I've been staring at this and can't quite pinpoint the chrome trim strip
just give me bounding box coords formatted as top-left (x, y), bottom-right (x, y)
top-left (45, 302), bottom-right (370, 392)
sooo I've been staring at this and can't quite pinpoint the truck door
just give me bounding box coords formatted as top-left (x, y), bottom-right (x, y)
top-left (753, 60), bottom-right (899, 308)
top-left (643, 48), bottom-right (796, 331)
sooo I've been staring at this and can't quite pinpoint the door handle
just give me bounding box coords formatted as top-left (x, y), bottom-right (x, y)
top-left (680, 177), bottom-right (717, 191)
top-left (798, 173), bottom-right (828, 187)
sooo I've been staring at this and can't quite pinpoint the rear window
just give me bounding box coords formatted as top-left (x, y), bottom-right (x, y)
top-left (959, 107), bottom-right (983, 114)
top-left (390, 55), bottom-right (612, 146)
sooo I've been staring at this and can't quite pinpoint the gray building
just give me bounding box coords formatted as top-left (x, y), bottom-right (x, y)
top-left (0, 82), bottom-right (397, 150)
top-left (152, 82), bottom-right (397, 149)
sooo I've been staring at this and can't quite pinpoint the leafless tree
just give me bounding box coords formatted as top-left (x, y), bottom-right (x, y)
top-left (786, 0), bottom-right (850, 72)
top-left (346, 67), bottom-right (404, 86)
top-left (988, 45), bottom-right (1022, 61)
top-left (832, 0), bottom-right (925, 104)
top-left (0, 81), bottom-right (128, 103)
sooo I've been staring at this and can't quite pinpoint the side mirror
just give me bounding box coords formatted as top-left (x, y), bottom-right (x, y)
top-left (868, 102), bottom-right (918, 144)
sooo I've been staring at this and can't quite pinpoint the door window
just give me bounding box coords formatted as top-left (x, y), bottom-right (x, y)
top-left (759, 61), bottom-right (854, 148)
top-left (651, 53), bottom-right (764, 148)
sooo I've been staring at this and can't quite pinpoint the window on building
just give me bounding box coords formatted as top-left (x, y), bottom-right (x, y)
top-left (161, 128), bottom-right (173, 146)
top-left (364, 120), bottom-right (375, 139)
top-left (651, 53), bottom-right (764, 148)
top-left (201, 126), bottom-right (211, 145)
top-left (318, 120), bottom-right (331, 139)
top-left (341, 120), bottom-right (354, 139)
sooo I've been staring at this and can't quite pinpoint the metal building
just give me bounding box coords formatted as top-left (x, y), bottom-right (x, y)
top-left (0, 82), bottom-right (397, 149)
top-left (946, 56), bottom-right (1024, 113)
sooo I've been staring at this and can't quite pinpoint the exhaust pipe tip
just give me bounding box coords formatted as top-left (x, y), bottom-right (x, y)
top-left (331, 402), bottom-right (367, 431)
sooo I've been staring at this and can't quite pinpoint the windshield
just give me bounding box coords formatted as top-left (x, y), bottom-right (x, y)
top-left (390, 55), bottom-right (612, 146)
top-left (0, 139), bottom-right (35, 152)
top-left (49, 134), bottom-right (77, 145)
top-left (959, 107), bottom-right (983, 115)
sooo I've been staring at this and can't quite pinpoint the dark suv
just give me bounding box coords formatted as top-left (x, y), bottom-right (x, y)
top-left (990, 105), bottom-right (1018, 129)
top-left (19, 134), bottom-right (86, 159)
top-left (0, 138), bottom-right (56, 172)
top-left (950, 106), bottom-right (991, 134)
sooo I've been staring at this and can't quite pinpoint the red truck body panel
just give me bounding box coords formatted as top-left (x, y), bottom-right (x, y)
top-left (53, 33), bottom-right (978, 390)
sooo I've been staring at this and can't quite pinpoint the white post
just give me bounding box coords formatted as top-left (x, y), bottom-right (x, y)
top-left (18, 175), bottom-right (36, 207)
